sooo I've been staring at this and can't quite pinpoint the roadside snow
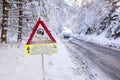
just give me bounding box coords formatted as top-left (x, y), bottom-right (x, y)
top-left (72, 33), bottom-right (120, 51)
top-left (0, 35), bottom-right (90, 80)
top-left (45, 36), bottom-right (90, 80)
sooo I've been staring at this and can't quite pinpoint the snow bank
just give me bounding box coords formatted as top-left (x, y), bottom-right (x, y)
top-left (72, 33), bottom-right (120, 51)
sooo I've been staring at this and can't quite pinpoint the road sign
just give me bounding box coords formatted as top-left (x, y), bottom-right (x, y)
top-left (25, 18), bottom-right (58, 55)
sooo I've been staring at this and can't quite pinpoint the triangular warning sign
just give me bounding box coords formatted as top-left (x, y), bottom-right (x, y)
top-left (26, 18), bottom-right (58, 55)
top-left (26, 18), bottom-right (56, 45)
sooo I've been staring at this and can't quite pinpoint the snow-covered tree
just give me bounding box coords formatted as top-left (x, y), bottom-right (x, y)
top-left (1, 0), bottom-right (9, 43)
top-left (18, 0), bottom-right (23, 42)
top-left (96, 0), bottom-right (120, 39)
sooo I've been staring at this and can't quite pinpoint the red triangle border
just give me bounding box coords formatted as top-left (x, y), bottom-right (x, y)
top-left (26, 18), bottom-right (56, 45)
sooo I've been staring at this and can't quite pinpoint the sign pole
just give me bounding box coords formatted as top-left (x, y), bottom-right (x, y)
top-left (41, 54), bottom-right (45, 80)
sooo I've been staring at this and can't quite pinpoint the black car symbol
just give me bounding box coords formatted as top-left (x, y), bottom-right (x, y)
top-left (37, 28), bottom-right (44, 36)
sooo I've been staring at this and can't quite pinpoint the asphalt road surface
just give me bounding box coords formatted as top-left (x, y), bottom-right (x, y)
top-left (65, 38), bottom-right (120, 80)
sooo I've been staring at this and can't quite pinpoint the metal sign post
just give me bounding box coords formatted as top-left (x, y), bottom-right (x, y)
top-left (41, 54), bottom-right (45, 80)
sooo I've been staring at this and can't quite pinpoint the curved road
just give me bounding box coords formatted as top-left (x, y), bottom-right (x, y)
top-left (66, 38), bottom-right (120, 80)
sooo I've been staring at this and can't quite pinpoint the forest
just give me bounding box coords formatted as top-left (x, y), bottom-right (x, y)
top-left (0, 0), bottom-right (120, 44)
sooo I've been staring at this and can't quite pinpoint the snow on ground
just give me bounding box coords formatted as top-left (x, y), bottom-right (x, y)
top-left (0, 29), bottom-right (116, 80)
top-left (44, 36), bottom-right (89, 80)
top-left (0, 34), bottom-right (91, 80)
top-left (72, 33), bottom-right (120, 51)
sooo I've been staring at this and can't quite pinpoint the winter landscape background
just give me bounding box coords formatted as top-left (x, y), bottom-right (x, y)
top-left (0, 0), bottom-right (120, 80)
top-left (0, 0), bottom-right (120, 49)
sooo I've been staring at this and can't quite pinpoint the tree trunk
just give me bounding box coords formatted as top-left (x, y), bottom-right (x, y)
top-left (1, 0), bottom-right (9, 43)
top-left (18, 0), bottom-right (23, 42)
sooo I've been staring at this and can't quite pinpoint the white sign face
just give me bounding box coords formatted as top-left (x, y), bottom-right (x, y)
top-left (32, 24), bottom-right (50, 42)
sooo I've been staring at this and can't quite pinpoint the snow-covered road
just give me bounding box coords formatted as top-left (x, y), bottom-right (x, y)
top-left (64, 37), bottom-right (120, 80)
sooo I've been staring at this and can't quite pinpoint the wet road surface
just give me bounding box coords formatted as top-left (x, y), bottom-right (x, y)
top-left (66, 38), bottom-right (120, 80)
